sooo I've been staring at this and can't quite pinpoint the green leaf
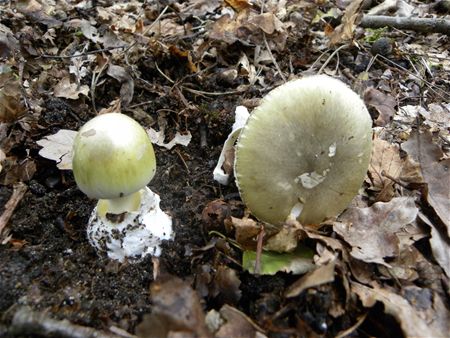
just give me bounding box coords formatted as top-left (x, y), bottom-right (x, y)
top-left (242, 246), bottom-right (315, 275)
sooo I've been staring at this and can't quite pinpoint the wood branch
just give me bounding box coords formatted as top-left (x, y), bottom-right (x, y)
top-left (10, 307), bottom-right (127, 338)
top-left (0, 183), bottom-right (27, 237)
top-left (367, 0), bottom-right (397, 15)
top-left (360, 15), bottom-right (450, 35)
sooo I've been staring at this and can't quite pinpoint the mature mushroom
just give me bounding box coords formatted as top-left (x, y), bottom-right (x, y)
top-left (72, 113), bottom-right (173, 262)
top-left (235, 75), bottom-right (372, 226)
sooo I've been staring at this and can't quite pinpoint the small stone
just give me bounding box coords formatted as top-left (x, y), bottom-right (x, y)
top-left (371, 38), bottom-right (393, 57)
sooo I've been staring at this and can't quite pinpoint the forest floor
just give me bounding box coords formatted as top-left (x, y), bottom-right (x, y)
top-left (0, 1), bottom-right (449, 337)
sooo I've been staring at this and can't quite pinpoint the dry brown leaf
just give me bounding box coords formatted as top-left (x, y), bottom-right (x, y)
top-left (364, 87), bottom-right (396, 126)
top-left (425, 103), bottom-right (450, 130)
top-left (0, 25), bottom-right (19, 58)
top-left (419, 212), bottom-right (450, 277)
top-left (209, 9), bottom-right (288, 51)
top-left (53, 77), bottom-right (89, 100)
top-left (148, 18), bottom-right (187, 37)
top-left (106, 64), bottom-right (134, 106)
top-left (225, 0), bottom-right (251, 12)
top-left (36, 129), bottom-right (77, 170)
top-left (211, 266), bottom-right (241, 305)
top-left (285, 261), bottom-right (336, 298)
top-left (402, 129), bottom-right (450, 236)
top-left (0, 72), bottom-right (27, 123)
top-left (1, 157), bottom-right (36, 185)
top-left (378, 245), bottom-right (421, 281)
top-left (248, 13), bottom-right (283, 35)
top-left (399, 153), bottom-right (424, 185)
top-left (264, 224), bottom-right (301, 253)
top-left (238, 53), bottom-right (263, 85)
top-left (208, 11), bottom-right (249, 45)
top-left (213, 305), bottom-right (266, 338)
top-left (179, 0), bottom-right (221, 19)
top-left (335, 197), bottom-right (419, 265)
top-left (16, 0), bottom-right (62, 28)
top-left (229, 216), bottom-right (261, 250)
top-left (168, 45), bottom-right (198, 73)
top-left (329, 0), bottom-right (364, 45)
top-left (304, 228), bottom-right (345, 253)
top-left (352, 282), bottom-right (448, 338)
top-left (430, 223), bottom-right (450, 278)
top-left (98, 98), bottom-right (121, 115)
top-left (368, 137), bottom-right (403, 201)
top-left (0, 92), bottom-right (27, 123)
top-left (136, 276), bottom-right (211, 338)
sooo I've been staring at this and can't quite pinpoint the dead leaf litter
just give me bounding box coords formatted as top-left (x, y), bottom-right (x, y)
top-left (0, 0), bottom-right (449, 337)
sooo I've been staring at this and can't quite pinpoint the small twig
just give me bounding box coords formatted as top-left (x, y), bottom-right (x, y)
top-left (38, 46), bottom-right (127, 59)
top-left (124, 5), bottom-right (169, 53)
top-left (367, 0), bottom-right (397, 15)
top-left (90, 61), bottom-right (108, 113)
top-left (309, 48), bottom-right (331, 71)
top-left (155, 108), bottom-right (179, 115)
top-left (375, 54), bottom-right (450, 101)
top-left (254, 225), bottom-right (265, 275)
top-left (174, 149), bottom-right (190, 174)
top-left (317, 44), bottom-right (348, 74)
top-left (263, 33), bottom-right (286, 82)
top-left (125, 100), bottom-right (155, 109)
top-left (11, 307), bottom-right (126, 338)
top-left (361, 15), bottom-right (450, 35)
top-left (407, 52), bottom-right (450, 61)
top-left (18, 60), bottom-right (30, 109)
top-left (0, 183), bottom-right (27, 237)
top-left (335, 312), bottom-right (368, 338)
top-left (181, 86), bottom-right (243, 97)
top-left (260, 0), bottom-right (266, 14)
top-left (200, 124), bottom-right (207, 148)
top-left (155, 62), bottom-right (175, 83)
top-left (381, 170), bottom-right (409, 189)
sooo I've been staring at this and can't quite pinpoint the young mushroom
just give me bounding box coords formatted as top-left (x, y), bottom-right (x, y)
top-left (235, 75), bottom-right (372, 226)
top-left (72, 113), bottom-right (173, 262)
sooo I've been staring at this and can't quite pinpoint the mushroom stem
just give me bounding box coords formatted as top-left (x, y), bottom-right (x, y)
top-left (97, 190), bottom-right (142, 218)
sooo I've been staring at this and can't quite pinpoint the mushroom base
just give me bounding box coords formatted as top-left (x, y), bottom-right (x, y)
top-left (86, 187), bottom-right (173, 262)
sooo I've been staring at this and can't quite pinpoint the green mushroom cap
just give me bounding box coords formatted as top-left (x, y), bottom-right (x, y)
top-left (235, 75), bottom-right (372, 226)
top-left (72, 113), bottom-right (156, 200)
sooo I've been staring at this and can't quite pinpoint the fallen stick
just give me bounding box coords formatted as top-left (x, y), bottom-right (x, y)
top-left (0, 183), bottom-right (27, 236)
top-left (10, 307), bottom-right (129, 338)
top-left (360, 15), bottom-right (450, 35)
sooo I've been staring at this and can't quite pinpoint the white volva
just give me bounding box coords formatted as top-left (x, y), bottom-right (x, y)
top-left (87, 187), bottom-right (173, 262)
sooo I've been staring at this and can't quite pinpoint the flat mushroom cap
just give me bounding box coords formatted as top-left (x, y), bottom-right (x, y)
top-left (72, 113), bottom-right (156, 199)
top-left (235, 75), bottom-right (372, 226)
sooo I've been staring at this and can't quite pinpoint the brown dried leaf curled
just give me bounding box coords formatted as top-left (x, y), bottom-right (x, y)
top-left (335, 197), bottom-right (419, 265)
top-left (368, 137), bottom-right (403, 201)
top-left (364, 87), bottom-right (396, 126)
top-left (136, 276), bottom-right (211, 338)
top-left (53, 77), bottom-right (89, 100)
top-left (0, 72), bottom-right (27, 123)
top-left (402, 130), bottom-right (450, 237)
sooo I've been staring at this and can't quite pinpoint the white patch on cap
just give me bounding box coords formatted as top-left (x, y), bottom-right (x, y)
top-left (328, 143), bottom-right (336, 157)
top-left (296, 169), bottom-right (330, 189)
